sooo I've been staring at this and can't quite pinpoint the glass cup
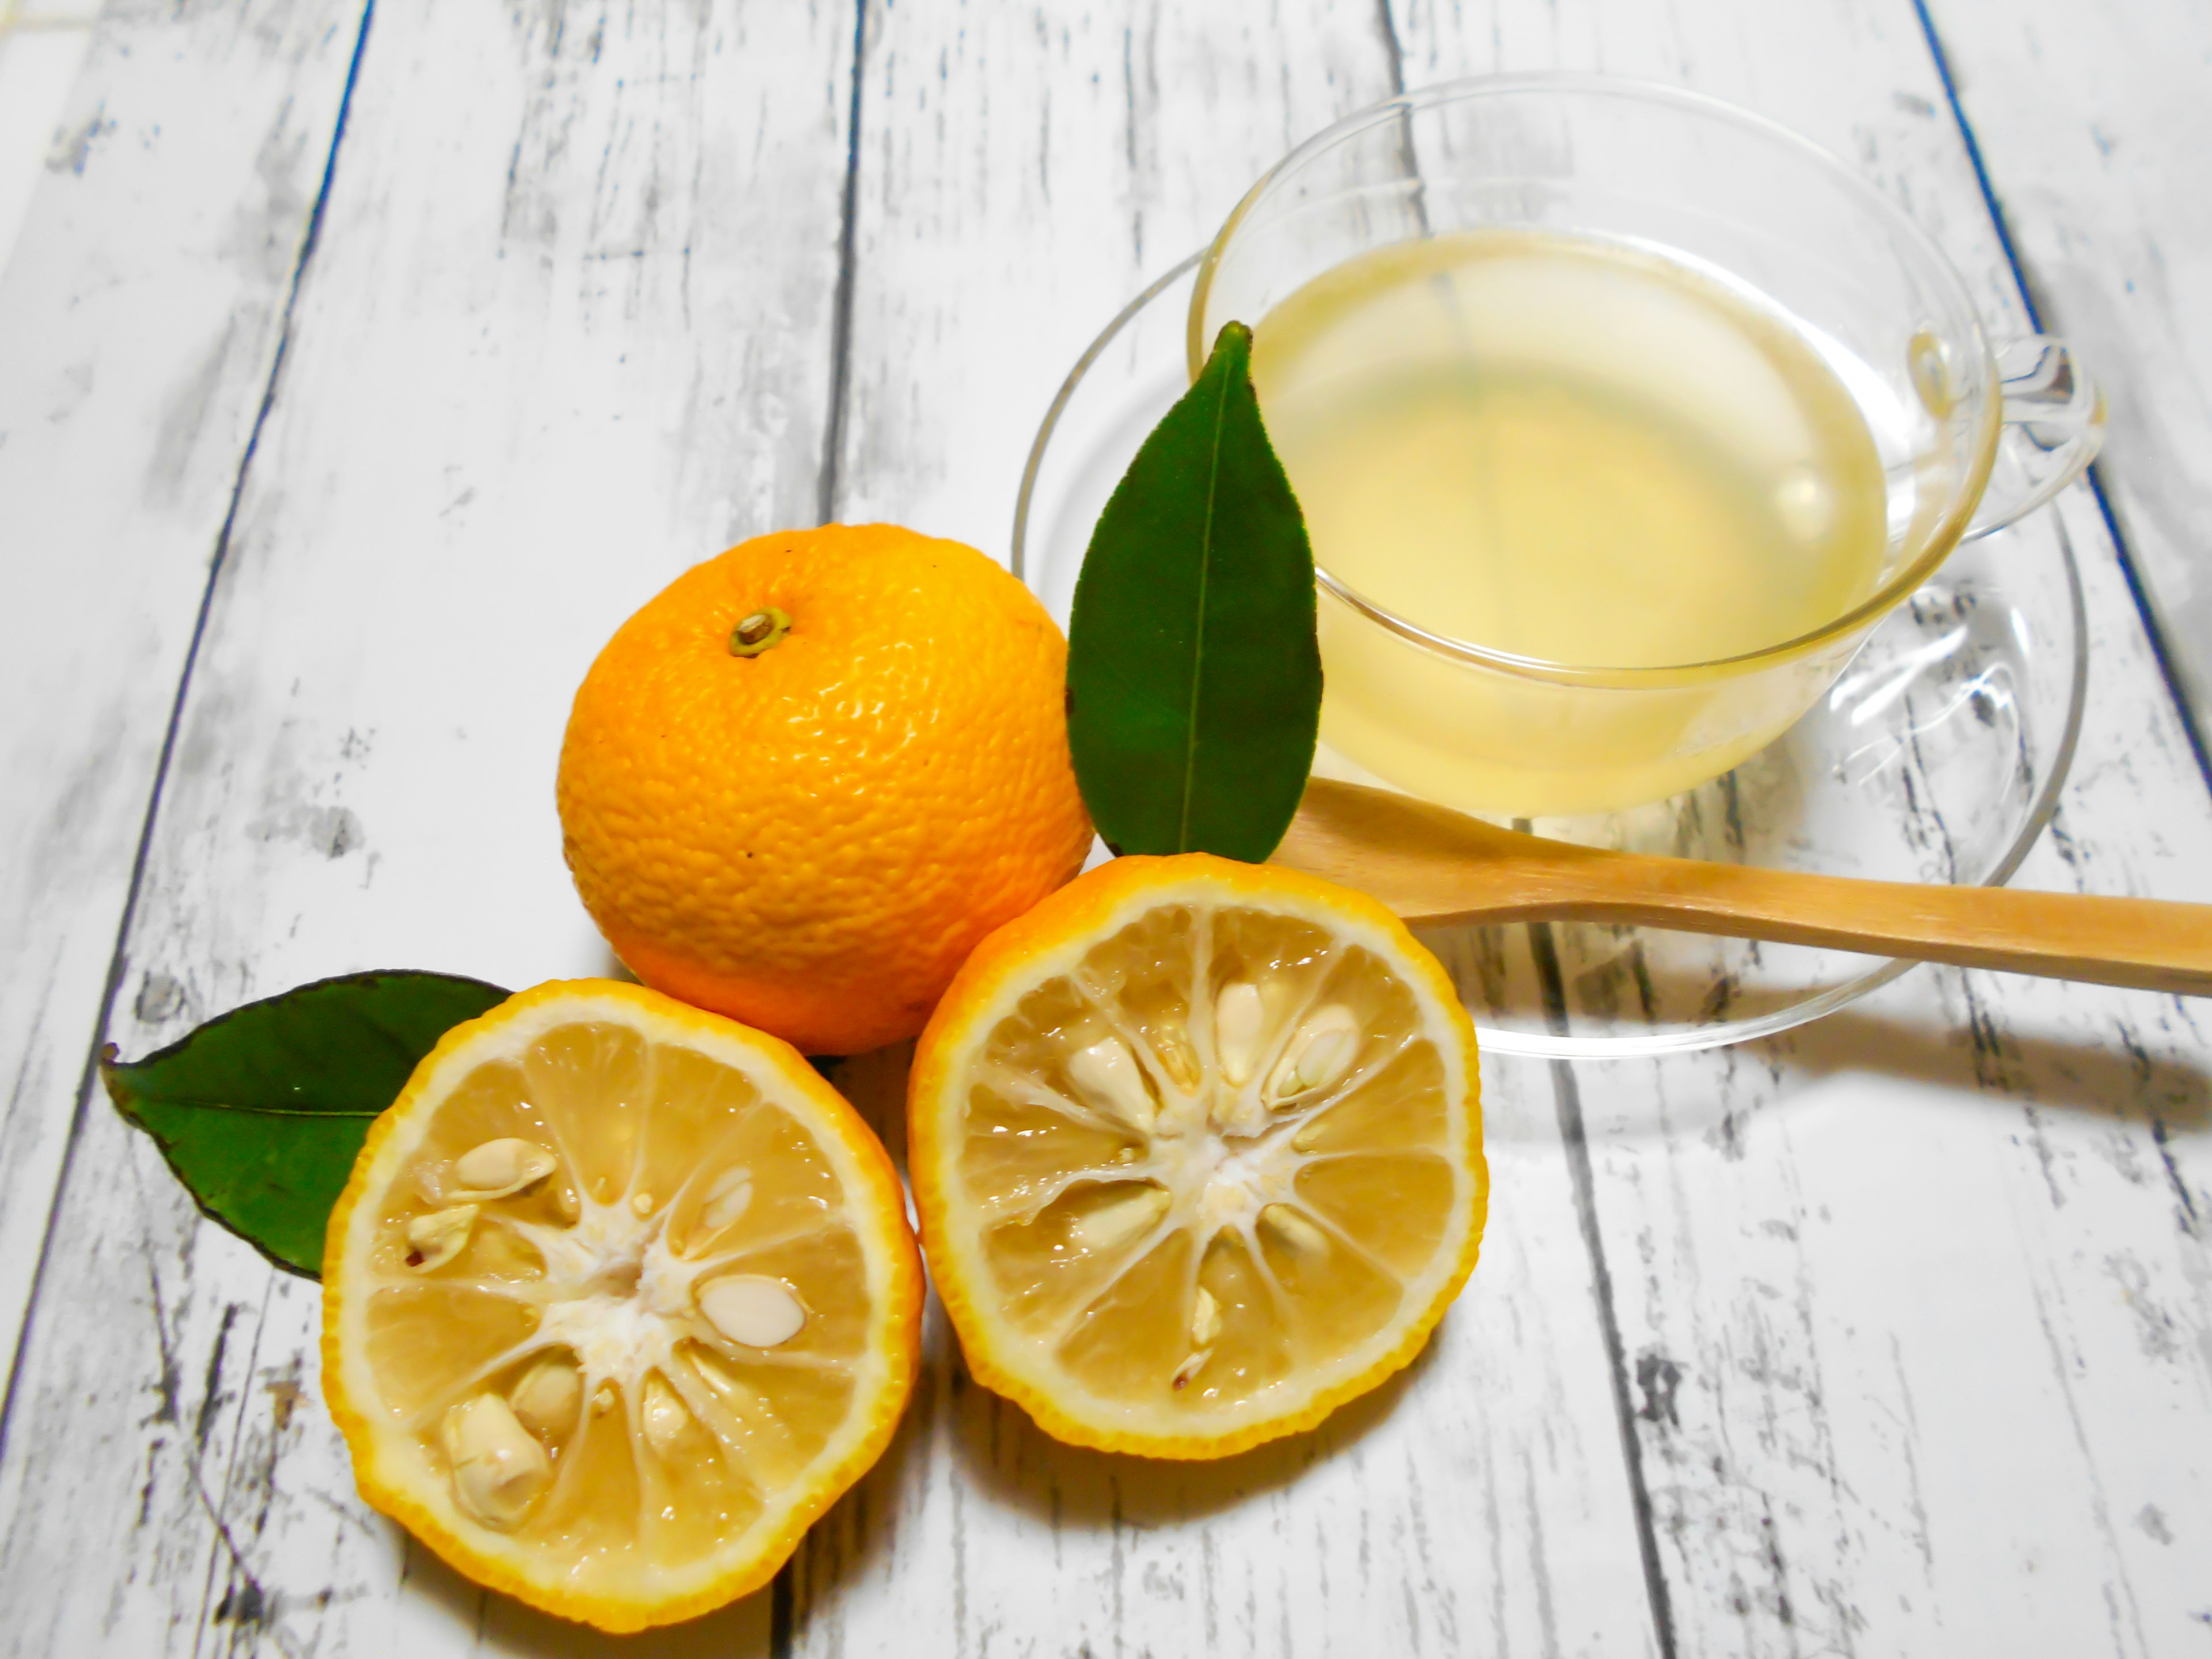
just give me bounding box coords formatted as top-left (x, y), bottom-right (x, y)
top-left (1189, 75), bottom-right (2104, 819)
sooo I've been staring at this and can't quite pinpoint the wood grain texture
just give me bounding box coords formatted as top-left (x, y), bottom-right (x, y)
top-left (0, 0), bottom-right (2207, 1654)
top-left (797, 1050), bottom-right (1657, 1658)
top-left (1390, 3), bottom-right (2212, 1651)
top-left (1918, 0), bottom-right (2212, 762)
top-left (802, 7), bottom-right (1657, 1653)
top-left (0, 1), bottom-right (851, 1651)
top-left (0, 0), bottom-right (365, 1408)
top-left (830, 0), bottom-right (1390, 549)
top-left (799, 1043), bottom-right (1660, 1659)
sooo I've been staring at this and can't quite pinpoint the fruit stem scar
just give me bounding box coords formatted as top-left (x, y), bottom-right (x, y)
top-left (729, 607), bottom-right (793, 657)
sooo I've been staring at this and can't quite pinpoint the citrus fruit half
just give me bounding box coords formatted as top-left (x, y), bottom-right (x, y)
top-left (908, 854), bottom-right (1487, 1459)
top-left (322, 980), bottom-right (923, 1633)
top-left (556, 524), bottom-right (1094, 1055)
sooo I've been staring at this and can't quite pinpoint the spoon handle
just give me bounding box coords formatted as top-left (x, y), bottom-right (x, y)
top-left (1277, 781), bottom-right (2212, 996)
top-left (1526, 853), bottom-right (2212, 997)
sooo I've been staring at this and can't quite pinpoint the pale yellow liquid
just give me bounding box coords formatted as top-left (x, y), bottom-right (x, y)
top-left (1250, 230), bottom-right (1891, 815)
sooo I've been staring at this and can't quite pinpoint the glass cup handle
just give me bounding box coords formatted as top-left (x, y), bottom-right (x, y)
top-left (1963, 335), bottom-right (2107, 540)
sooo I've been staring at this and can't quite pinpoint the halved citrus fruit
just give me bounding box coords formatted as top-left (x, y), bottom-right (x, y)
top-left (322, 980), bottom-right (923, 1633)
top-left (908, 854), bottom-right (1486, 1459)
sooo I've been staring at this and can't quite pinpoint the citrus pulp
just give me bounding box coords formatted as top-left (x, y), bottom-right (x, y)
top-left (322, 980), bottom-right (923, 1632)
top-left (908, 854), bottom-right (1486, 1459)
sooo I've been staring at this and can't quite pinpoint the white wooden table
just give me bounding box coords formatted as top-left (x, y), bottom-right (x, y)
top-left (2, 2), bottom-right (2208, 1653)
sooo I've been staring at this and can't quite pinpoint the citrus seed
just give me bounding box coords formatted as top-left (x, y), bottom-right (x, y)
top-left (640, 1374), bottom-right (695, 1459)
top-left (1270, 1005), bottom-right (1359, 1100)
top-left (451, 1138), bottom-right (558, 1199)
top-left (1259, 1203), bottom-right (1330, 1259)
top-left (1212, 982), bottom-right (1264, 1085)
top-left (1069, 1184), bottom-right (1170, 1253)
top-left (698, 1275), bottom-right (806, 1348)
top-left (404, 1204), bottom-right (479, 1271)
top-left (509, 1357), bottom-right (583, 1441)
top-left (442, 1393), bottom-right (552, 1529)
top-left (1067, 1036), bottom-right (1156, 1132)
top-left (1190, 1287), bottom-right (1222, 1347)
top-left (698, 1167), bottom-right (753, 1233)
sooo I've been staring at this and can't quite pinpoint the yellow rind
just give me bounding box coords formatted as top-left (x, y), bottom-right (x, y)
top-left (322, 979), bottom-right (925, 1634)
top-left (908, 854), bottom-right (1487, 1461)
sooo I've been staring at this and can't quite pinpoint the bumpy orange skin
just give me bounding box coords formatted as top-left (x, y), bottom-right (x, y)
top-left (908, 854), bottom-right (1488, 1460)
top-left (557, 525), bottom-right (1094, 1054)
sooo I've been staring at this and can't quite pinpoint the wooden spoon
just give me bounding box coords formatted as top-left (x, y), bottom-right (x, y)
top-left (1273, 778), bottom-right (2212, 997)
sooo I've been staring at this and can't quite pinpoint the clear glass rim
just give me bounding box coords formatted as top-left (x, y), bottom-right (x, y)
top-left (1187, 72), bottom-right (2006, 691)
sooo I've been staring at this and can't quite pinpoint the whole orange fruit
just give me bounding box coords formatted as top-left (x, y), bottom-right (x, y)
top-left (557, 524), bottom-right (1093, 1054)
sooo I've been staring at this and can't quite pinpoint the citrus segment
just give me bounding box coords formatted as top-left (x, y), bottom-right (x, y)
top-left (909, 854), bottom-right (1486, 1459)
top-left (323, 981), bottom-right (923, 1633)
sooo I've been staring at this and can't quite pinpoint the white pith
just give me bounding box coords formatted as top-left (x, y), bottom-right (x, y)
top-left (394, 1178), bottom-right (807, 1432)
top-left (929, 878), bottom-right (1483, 1440)
top-left (330, 988), bottom-right (907, 1605)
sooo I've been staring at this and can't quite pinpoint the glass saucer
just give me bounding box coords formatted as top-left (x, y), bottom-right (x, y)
top-left (1012, 254), bottom-right (2086, 1058)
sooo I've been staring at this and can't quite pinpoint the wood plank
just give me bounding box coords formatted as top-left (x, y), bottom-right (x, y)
top-left (0, 0), bottom-right (365, 1411)
top-left (0, 12), bottom-right (97, 276)
top-left (802, 1051), bottom-right (1659, 1659)
top-left (1391, 1), bottom-right (2212, 1650)
top-left (792, 6), bottom-right (1661, 1656)
top-left (1918, 0), bottom-right (2212, 762)
top-left (0, 0), bottom-right (854, 1650)
top-left (7, 1), bottom-right (2207, 1654)
top-left (830, 0), bottom-right (1393, 549)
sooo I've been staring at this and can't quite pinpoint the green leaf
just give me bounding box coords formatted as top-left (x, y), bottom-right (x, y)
top-left (103, 970), bottom-right (510, 1278)
top-left (1066, 321), bottom-right (1323, 862)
